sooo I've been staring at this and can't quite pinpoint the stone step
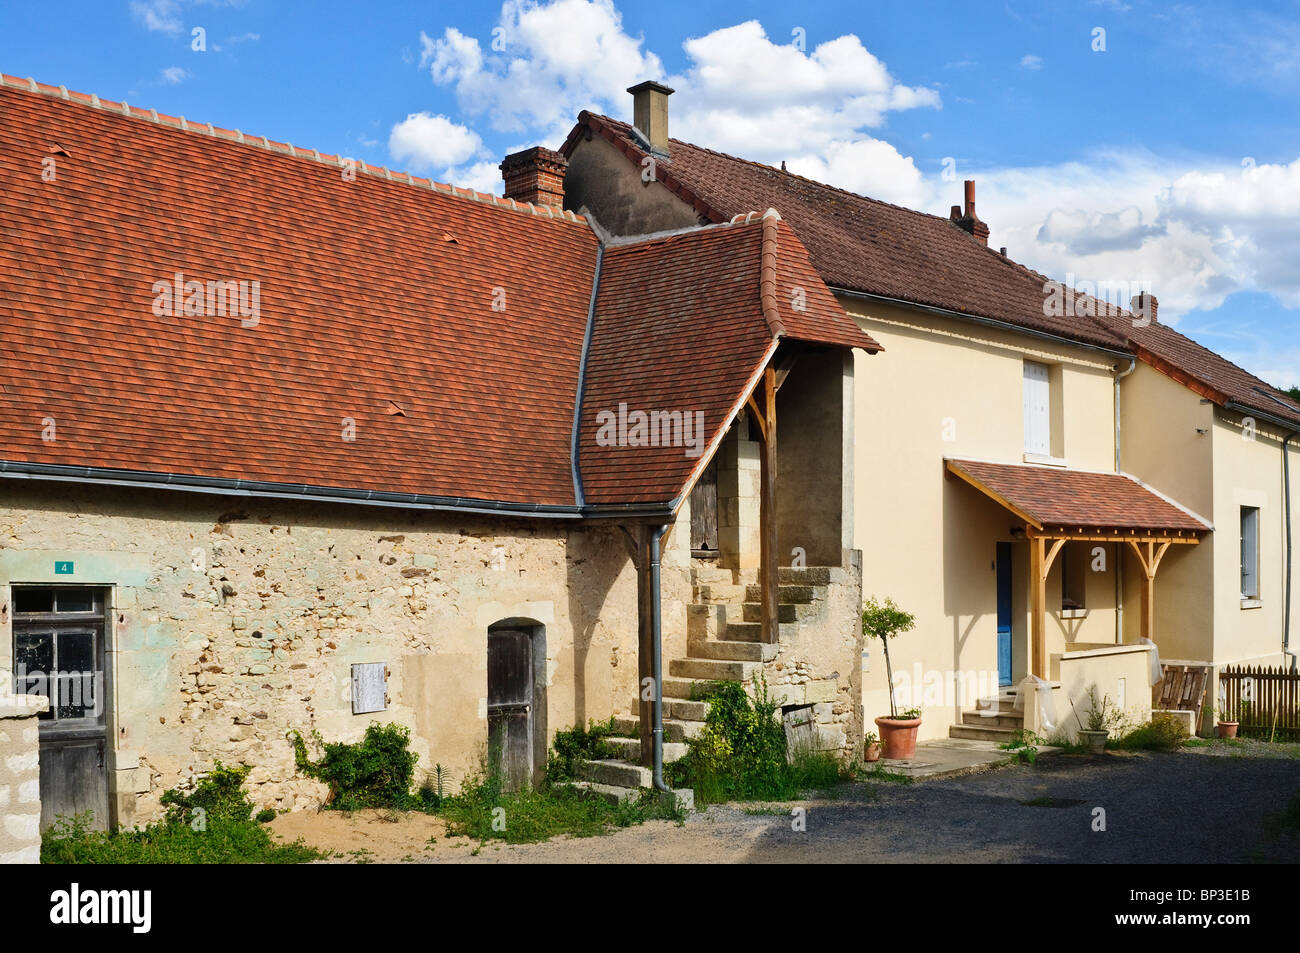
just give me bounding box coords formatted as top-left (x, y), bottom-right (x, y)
top-left (565, 781), bottom-right (695, 814)
top-left (669, 657), bottom-right (760, 682)
top-left (974, 696), bottom-right (1020, 714)
top-left (577, 758), bottom-right (652, 788)
top-left (961, 709), bottom-right (1024, 729)
top-left (604, 737), bottom-right (690, 763)
top-left (948, 723), bottom-right (1018, 743)
top-left (696, 583), bottom-right (749, 604)
top-left (740, 602), bottom-right (810, 623)
top-left (662, 677), bottom-right (712, 700)
top-left (744, 583), bottom-right (818, 605)
top-left (611, 714), bottom-right (704, 742)
top-left (721, 620), bottom-right (798, 643)
top-left (779, 566), bottom-right (843, 586)
top-left (688, 638), bottom-right (779, 662)
top-left (667, 698), bottom-right (710, 721)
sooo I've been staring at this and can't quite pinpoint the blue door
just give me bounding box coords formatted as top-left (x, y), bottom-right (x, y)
top-left (996, 543), bottom-right (1013, 687)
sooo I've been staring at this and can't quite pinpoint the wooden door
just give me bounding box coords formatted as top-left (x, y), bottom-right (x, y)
top-left (690, 457), bottom-right (719, 554)
top-left (11, 587), bottom-right (109, 830)
top-left (487, 628), bottom-right (533, 791)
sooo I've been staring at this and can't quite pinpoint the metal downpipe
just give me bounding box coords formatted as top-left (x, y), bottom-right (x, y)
top-left (649, 523), bottom-right (672, 793)
top-left (1284, 433), bottom-right (1296, 673)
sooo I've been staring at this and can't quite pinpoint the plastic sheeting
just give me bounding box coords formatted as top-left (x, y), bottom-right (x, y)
top-left (1138, 637), bottom-right (1162, 687)
top-left (1013, 675), bottom-right (1057, 734)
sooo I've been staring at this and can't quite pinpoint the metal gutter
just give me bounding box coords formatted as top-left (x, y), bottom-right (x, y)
top-left (830, 286), bottom-right (1133, 363)
top-left (0, 459), bottom-right (675, 520)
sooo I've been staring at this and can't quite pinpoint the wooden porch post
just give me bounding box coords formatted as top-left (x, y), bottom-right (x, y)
top-left (1127, 540), bottom-right (1171, 643)
top-left (1029, 532), bottom-right (1068, 680)
top-left (759, 367), bottom-right (779, 645)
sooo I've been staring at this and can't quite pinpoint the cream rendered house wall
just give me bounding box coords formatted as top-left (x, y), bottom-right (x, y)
top-left (1210, 408), bottom-right (1298, 668)
top-left (846, 297), bottom-right (1122, 739)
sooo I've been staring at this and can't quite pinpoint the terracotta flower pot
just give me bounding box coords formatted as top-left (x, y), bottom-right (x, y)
top-left (874, 716), bottom-right (922, 760)
top-left (1217, 721), bottom-right (1239, 739)
top-left (863, 742), bottom-right (882, 763)
top-left (1078, 729), bottom-right (1108, 754)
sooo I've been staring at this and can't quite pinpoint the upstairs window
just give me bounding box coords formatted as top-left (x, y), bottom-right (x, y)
top-left (1241, 506), bottom-right (1260, 601)
top-left (1023, 361), bottom-right (1052, 456)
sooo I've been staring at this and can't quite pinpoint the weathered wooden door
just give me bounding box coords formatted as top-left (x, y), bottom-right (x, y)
top-left (689, 457), bottom-right (719, 553)
top-left (11, 587), bottom-right (109, 830)
top-left (487, 628), bottom-right (533, 791)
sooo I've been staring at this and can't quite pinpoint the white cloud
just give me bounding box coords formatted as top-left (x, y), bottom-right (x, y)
top-left (1020, 54), bottom-right (1043, 70)
top-left (160, 66), bottom-right (189, 85)
top-left (785, 138), bottom-right (930, 210)
top-left (131, 0), bottom-right (183, 34)
top-left (389, 112), bottom-right (487, 170)
top-left (421, 0), bottom-right (663, 143)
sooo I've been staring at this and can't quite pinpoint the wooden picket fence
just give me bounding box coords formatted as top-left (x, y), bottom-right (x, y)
top-left (1219, 665), bottom-right (1300, 741)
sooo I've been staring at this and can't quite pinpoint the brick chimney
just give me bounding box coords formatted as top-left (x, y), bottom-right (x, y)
top-left (499, 146), bottom-right (567, 209)
top-left (627, 80), bottom-right (674, 156)
top-left (950, 179), bottom-right (990, 245)
top-left (1130, 292), bottom-right (1158, 324)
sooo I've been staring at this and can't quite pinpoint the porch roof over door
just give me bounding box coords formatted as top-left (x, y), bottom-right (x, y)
top-left (944, 458), bottom-right (1212, 541)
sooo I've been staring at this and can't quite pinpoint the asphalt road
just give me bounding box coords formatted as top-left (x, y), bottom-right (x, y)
top-left (421, 749), bottom-right (1300, 864)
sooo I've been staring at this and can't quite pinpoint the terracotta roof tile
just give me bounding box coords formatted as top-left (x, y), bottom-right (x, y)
top-left (947, 458), bottom-right (1211, 534)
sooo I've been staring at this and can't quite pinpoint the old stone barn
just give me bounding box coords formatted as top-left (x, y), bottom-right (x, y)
top-left (0, 75), bottom-right (874, 830)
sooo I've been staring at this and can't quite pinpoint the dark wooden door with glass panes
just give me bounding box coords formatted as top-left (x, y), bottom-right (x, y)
top-left (11, 587), bottom-right (109, 830)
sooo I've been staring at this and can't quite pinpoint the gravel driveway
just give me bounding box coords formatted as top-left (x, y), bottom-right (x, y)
top-left (419, 749), bottom-right (1300, 864)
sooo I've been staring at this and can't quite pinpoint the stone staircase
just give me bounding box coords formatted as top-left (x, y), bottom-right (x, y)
top-left (948, 689), bottom-right (1024, 743)
top-left (571, 564), bottom-right (841, 810)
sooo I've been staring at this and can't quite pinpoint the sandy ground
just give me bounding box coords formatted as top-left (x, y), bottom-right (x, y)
top-left (268, 750), bottom-right (1300, 864)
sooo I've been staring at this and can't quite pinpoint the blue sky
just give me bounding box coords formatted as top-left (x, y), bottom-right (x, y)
top-left (3, 0), bottom-right (1298, 386)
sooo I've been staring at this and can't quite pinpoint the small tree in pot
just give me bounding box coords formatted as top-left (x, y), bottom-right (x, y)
top-left (862, 596), bottom-right (921, 760)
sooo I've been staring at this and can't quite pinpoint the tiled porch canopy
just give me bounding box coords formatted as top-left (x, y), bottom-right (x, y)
top-left (945, 458), bottom-right (1212, 679)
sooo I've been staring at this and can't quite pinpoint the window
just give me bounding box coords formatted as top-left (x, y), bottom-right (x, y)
top-left (1240, 507), bottom-right (1260, 601)
top-left (1023, 361), bottom-right (1052, 456)
top-left (11, 587), bottom-right (106, 725)
top-left (1061, 545), bottom-right (1087, 611)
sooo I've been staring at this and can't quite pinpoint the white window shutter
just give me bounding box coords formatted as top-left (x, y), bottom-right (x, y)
top-left (1023, 361), bottom-right (1051, 455)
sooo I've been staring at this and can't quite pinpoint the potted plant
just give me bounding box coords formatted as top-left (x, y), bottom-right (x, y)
top-left (1076, 686), bottom-right (1120, 754)
top-left (863, 730), bottom-right (882, 762)
top-left (1215, 704), bottom-right (1241, 739)
top-left (862, 596), bottom-right (921, 760)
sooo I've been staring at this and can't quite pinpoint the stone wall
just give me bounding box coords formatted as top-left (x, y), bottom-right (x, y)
top-left (0, 482), bottom-right (668, 827)
top-left (0, 693), bottom-right (47, 863)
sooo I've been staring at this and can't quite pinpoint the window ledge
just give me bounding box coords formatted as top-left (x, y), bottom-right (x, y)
top-left (1241, 598), bottom-right (1263, 610)
top-left (1059, 608), bottom-right (1089, 620)
top-left (1023, 453), bottom-right (1068, 467)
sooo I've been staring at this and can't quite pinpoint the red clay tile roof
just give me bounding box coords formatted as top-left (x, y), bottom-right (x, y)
top-left (946, 458), bottom-right (1211, 534)
top-left (562, 112), bottom-right (1130, 352)
top-left (0, 77), bottom-right (872, 514)
top-left (1092, 310), bottom-right (1300, 431)
top-left (579, 212), bottom-right (877, 505)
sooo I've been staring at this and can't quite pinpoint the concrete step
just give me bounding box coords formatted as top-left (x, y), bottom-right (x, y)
top-left (948, 723), bottom-right (1018, 743)
top-left (973, 696), bottom-right (1020, 714)
top-left (721, 620), bottom-right (798, 643)
top-left (669, 657), bottom-right (760, 682)
top-left (577, 758), bottom-right (652, 788)
top-left (662, 677), bottom-right (712, 700)
top-left (611, 715), bottom-right (704, 742)
top-left (688, 638), bottom-right (779, 662)
top-left (961, 710), bottom-right (1023, 729)
top-left (565, 781), bottom-right (695, 813)
top-left (604, 737), bottom-right (690, 763)
top-left (744, 583), bottom-right (818, 605)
